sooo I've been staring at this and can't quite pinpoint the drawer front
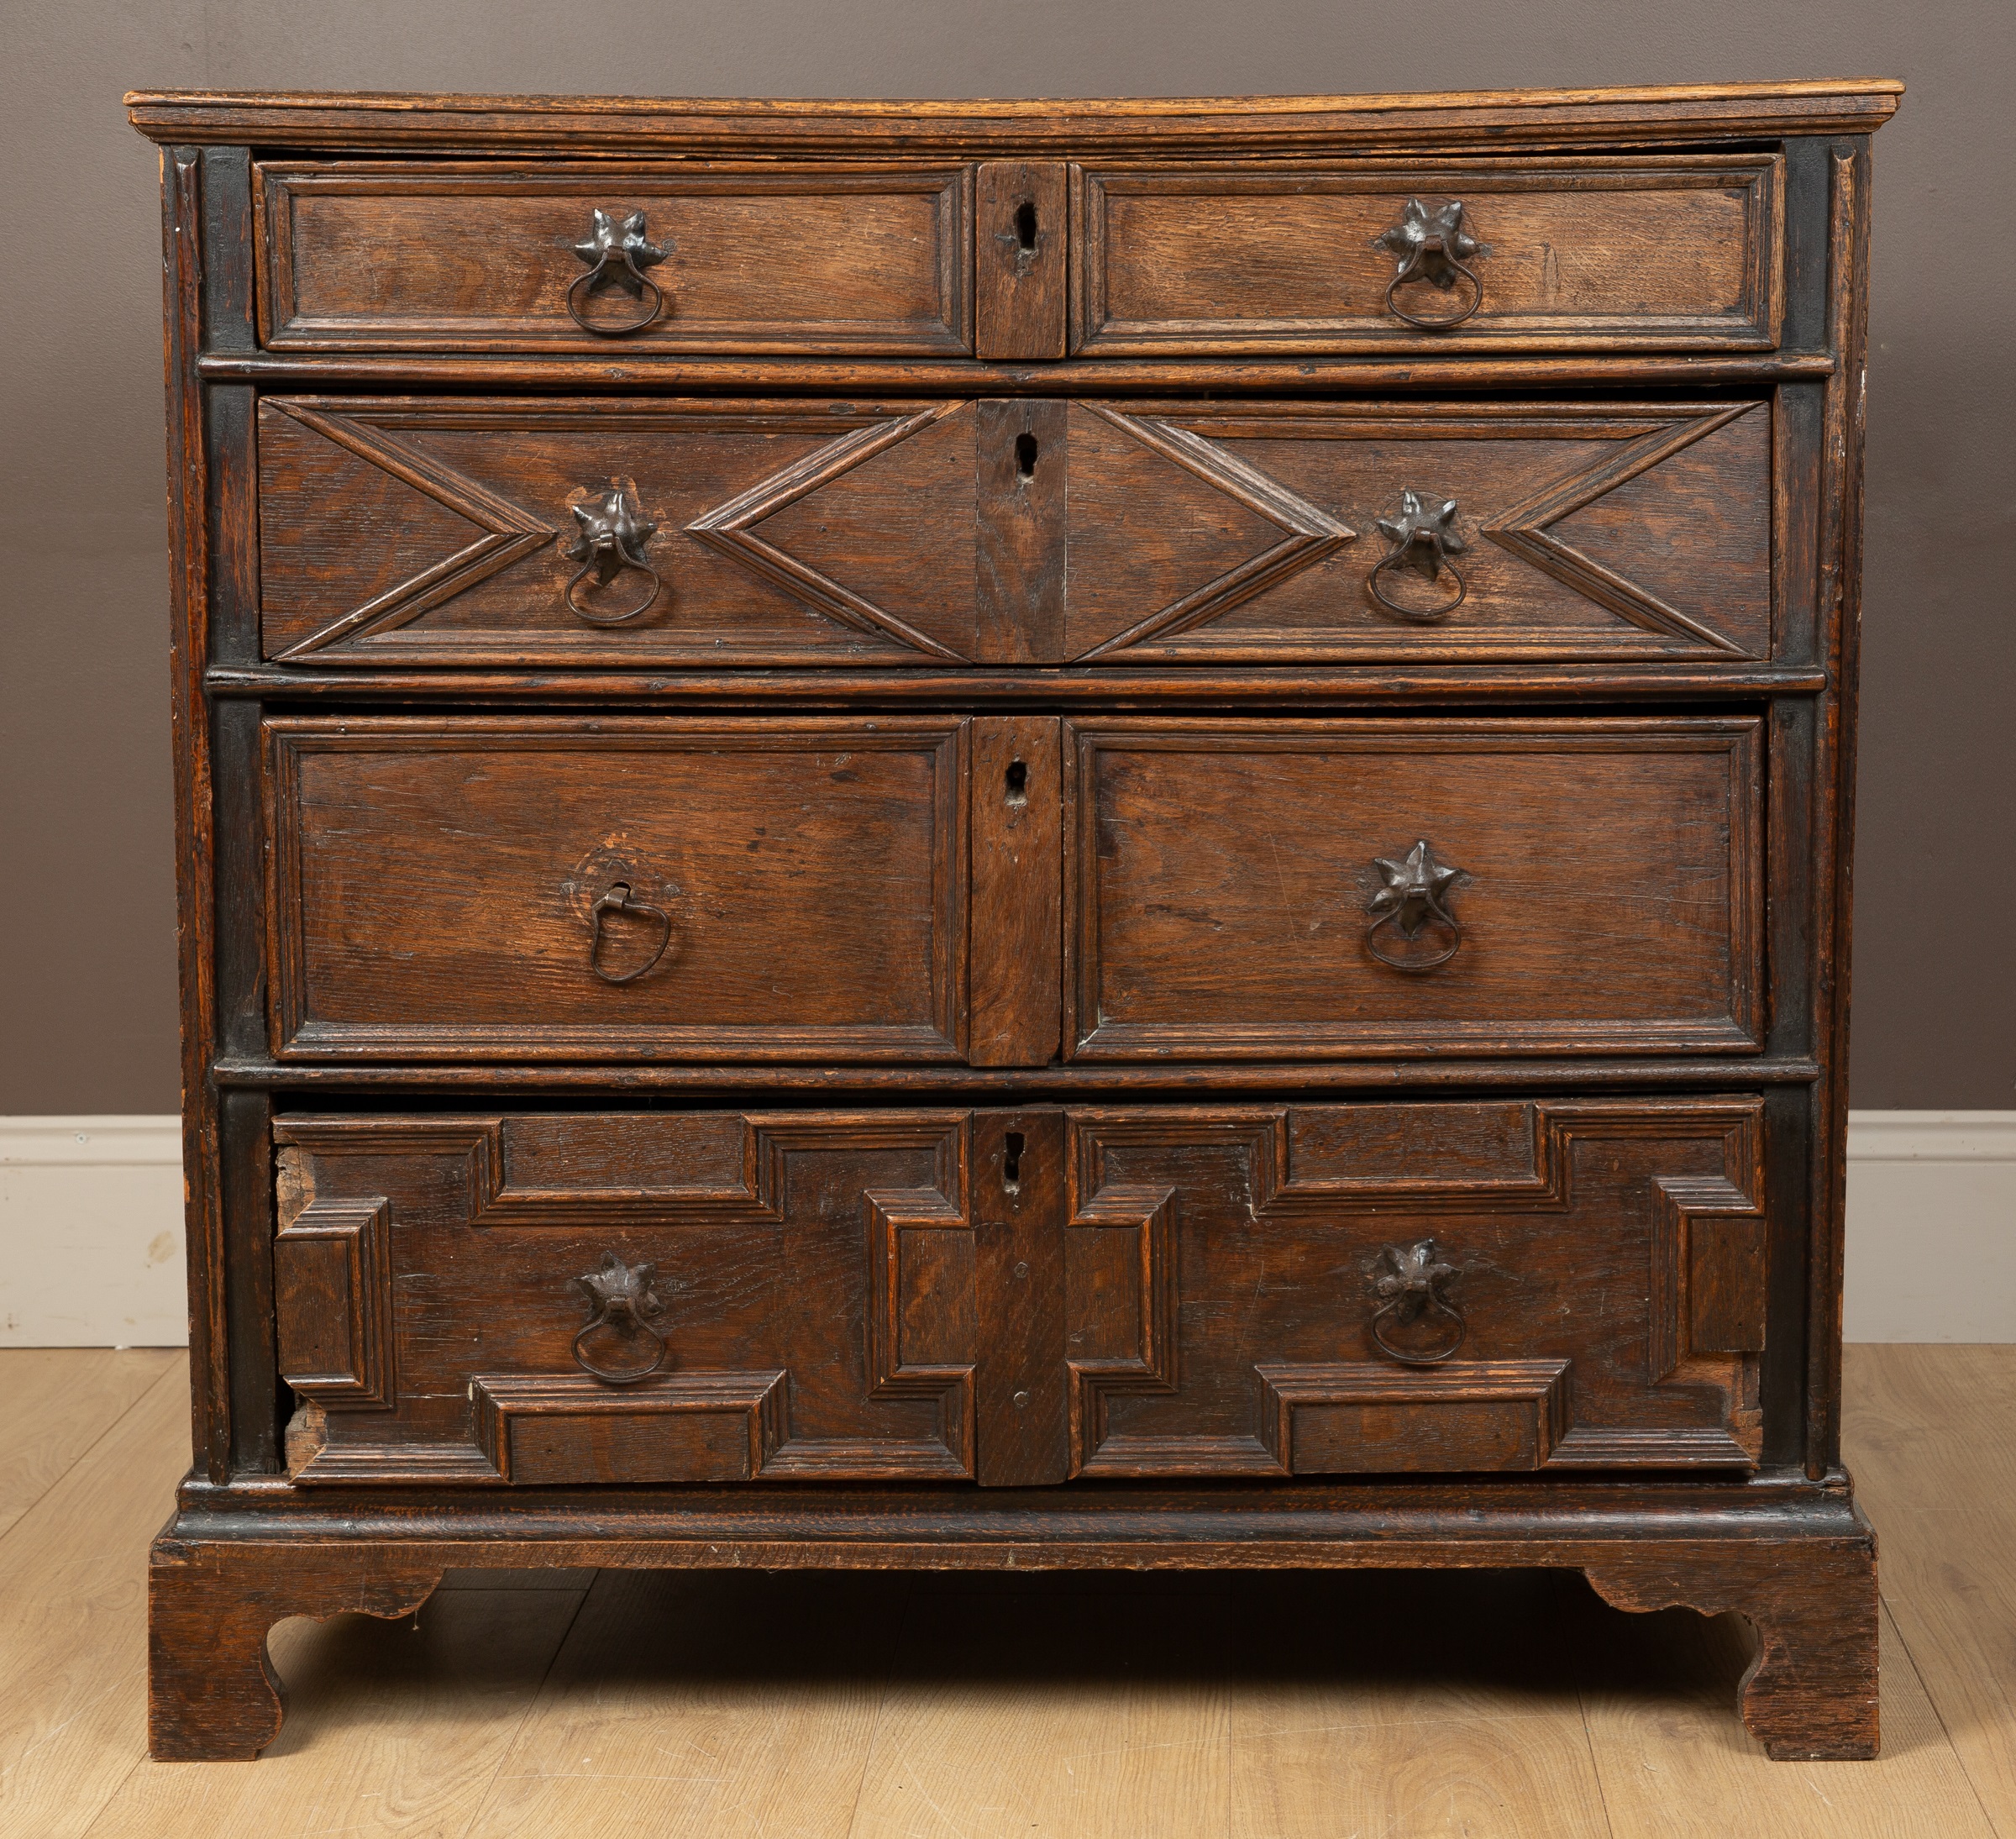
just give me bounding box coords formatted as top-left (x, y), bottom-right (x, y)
top-left (1074, 155), bottom-right (1782, 355)
top-left (274, 1111), bottom-right (989, 1484)
top-left (273, 1100), bottom-right (1770, 1487)
top-left (1066, 717), bottom-right (1762, 1059)
top-left (1060, 398), bottom-right (1772, 662)
top-left (265, 717), bottom-right (972, 1062)
top-left (258, 163), bottom-right (972, 352)
top-left (1058, 1099), bottom-right (1768, 1476)
top-left (256, 397), bottom-right (984, 666)
top-left (256, 392), bottom-right (1773, 670)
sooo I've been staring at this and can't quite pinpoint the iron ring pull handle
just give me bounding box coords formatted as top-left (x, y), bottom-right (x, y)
top-left (1368, 488), bottom-right (1467, 623)
top-left (1367, 839), bottom-right (1464, 974)
top-left (1368, 546), bottom-right (1467, 622)
top-left (1370, 1239), bottom-right (1468, 1365)
top-left (1372, 198), bottom-right (1489, 330)
top-left (569, 1252), bottom-right (668, 1385)
top-left (565, 208), bottom-right (668, 336)
top-left (564, 487), bottom-right (661, 626)
top-left (588, 882), bottom-right (671, 985)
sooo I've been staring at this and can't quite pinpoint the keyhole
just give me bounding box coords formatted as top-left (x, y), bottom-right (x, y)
top-left (1003, 1131), bottom-right (1026, 1193)
top-left (1014, 198), bottom-right (1038, 255)
top-left (1015, 432), bottom-right (1038, 483)
top-left (1004, 759), bottom-right (1028, 807)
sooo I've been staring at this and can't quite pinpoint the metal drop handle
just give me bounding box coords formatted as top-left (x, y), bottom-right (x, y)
top-left (588, 882), bottom-right (671, 985)
top-left (1372, 198), bottom-right (1488, 330)
top-left (1368, 489), bottom-right (1467, 622)
top-left (1367, 840), bottom-right (1463, 973)
top-left (1370, 1238), bottom-right (1467, 1364)
top-left (564, 486), bottom-right (662, 625)
top-left (569, 1251), bottom-right (668, 1385)
top-left (566, 208), bottom-right (668, 335)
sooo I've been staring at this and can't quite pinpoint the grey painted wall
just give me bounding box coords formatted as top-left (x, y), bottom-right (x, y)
top-left (3, 2), bottom-right (2010, 1112)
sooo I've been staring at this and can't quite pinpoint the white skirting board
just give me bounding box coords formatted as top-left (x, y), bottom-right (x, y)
top-left (3, 1111), bottom-right (2013, 1346)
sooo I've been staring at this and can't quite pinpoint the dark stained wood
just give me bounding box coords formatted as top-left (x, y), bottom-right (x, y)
top-left (974, 161), bottom-right (1069, 360)
top-left (258, 161), bottom-right (974, 353)
top-left (1059, 398), bottom-right (1772, 662)
top-left (1065, 717), bottom-right (1763, 1060)
top-left (974, 397), bottom-right (1068, 661)
top-left (126, 81), bottom-right (1904, 156)
top-left (972, 1109), bottom-right (1071, 1484)
top-left (1073, 155), bottom-right (1783, 355)
top-left (1063, 1100), bottom-right (1767, 1476)
top-left (256, 396), bottom-right (984, 665)
top-left (272, 1111), bottom-right (980, 1484)
top-left (199, 348), bottom-right (1840, 390)
top-left (1586, 1528), bottom-right (1879, 1760)
top-left (967, 717), bottom-right (1063, 1069)
top-left (139, 82), bottom-right (1892, 1766)
top-left (264, 716), bottom-right (968, 1063)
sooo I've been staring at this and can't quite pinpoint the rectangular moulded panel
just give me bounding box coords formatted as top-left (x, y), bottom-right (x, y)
top-left (1065, 717), bottom-right (1763, 1060)
top-left (274, 1110), bottom-right (981, 1486)
top-left (264, 717), bottom-right (967, 1063)
top-left (1073, 155), bottom-right (1782, 355)
top-left (1062, 1098), bottom-right (1770, 1479)
top-left (258, 161), bottom-right (974, 353)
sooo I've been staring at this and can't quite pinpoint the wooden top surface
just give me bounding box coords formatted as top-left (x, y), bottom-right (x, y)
top-left (125, 79), bottom-right (1902, 155)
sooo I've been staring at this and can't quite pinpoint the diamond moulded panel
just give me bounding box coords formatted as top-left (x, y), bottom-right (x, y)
top-left (1058, 400), bottom-right (1774, 661)
top-left (256, 397), bottom-right (984, 665)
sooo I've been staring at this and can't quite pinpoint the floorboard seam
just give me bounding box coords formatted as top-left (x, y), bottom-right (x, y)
top-left (1576, 1685), bottom-right (1625, 1839)
top-left (449, 1568), bottom-right (599, 1839)
top-left (1877, 1592), bottom-right (2005, 1836)
top-left (843, 1572), bottom-right (912, 1839)
top-left (0, 1359), bottom-right (186, 1567)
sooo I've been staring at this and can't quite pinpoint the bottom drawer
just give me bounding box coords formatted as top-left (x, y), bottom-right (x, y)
top-left (275, 1098), bottom-right (1771, 1487)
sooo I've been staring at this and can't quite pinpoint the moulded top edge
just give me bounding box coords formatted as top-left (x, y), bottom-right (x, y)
top-left (124, 79), bottom-right (1903, 153)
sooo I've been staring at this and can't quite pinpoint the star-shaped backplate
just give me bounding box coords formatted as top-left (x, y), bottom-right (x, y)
top-left (1374, 489), bottom-right (1466, 581)
top-left (570, 1250), bottom-right (664, 1321)
top-left (571, 208), bottom-right (667, 293)
top-left (568, 487), bottom-right (659, 586)
top-left (1371, 198), bottom-right (1488, 289)
top-left (1369, 840), bottom-right (1462, 939)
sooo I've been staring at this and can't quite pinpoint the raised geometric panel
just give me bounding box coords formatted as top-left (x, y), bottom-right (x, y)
top-left (1058, 1099), bottom-right (1768, 1479)
top-left (256, 397), bottom-right (982, 665)
top-left (273, 1195), bottom-right (394, 1409)
top-left (1061, 403), bottom-right (1357, 659)
top-left (1257, 1360), bottom-right (1572, 1474)
top-left (1066, 402), bottom-right (1771, 662)
top-left (275, 1111), bottom-right (978, 1485)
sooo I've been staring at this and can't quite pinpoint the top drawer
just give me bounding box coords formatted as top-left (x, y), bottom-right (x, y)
top-left (256, 162), bottom-right (973, 353)
top-left (1073, 155), bottom-right (1783, 355)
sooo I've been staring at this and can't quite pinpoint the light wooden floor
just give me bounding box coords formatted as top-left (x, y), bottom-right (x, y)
top-left (0, 1347), bottom-right (2009, 1837)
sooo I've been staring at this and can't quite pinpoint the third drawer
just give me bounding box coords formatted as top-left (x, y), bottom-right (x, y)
top-left (263, 712), bottom-right (1762, 1064)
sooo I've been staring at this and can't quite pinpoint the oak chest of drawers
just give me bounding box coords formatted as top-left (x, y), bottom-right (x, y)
top-left (130, 79), bottom-right (1899, 1761)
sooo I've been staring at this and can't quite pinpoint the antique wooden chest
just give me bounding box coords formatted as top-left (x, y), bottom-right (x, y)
top-left (129, 79), bottom-right (1900, 1759)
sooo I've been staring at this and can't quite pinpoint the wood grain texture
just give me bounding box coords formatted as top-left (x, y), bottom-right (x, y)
top-left (0, 1350), bottom-right (178, 1540)
top-left (126, 81), bottom-right (1904, 155)
top-left (1580, 1602), bottom-right (1992, 1833)
top-left (133, 81), bottom-right (1894, 1770)
top-left (974, 160), bottom-right (1068, 360)
top-left (105, 1587), bottom-right (583, 1833)
top-left (259, 161), bottom-right (973, 353)
top-left (1060, 398), bottom-right (1772, 662)
top-left (1074, 155), bottom-right (1782, 355)
top-left (271, 1111), bottom-right (980, 1486)
top-left (1065, 717), bottom-right (1763, 1059)
top-left (0, 1362), bottom-right (189, 1831)
top-left (263, 717), bottom-right (968, 1062)
top-left (257, 396), bottom-right (983, 665)
top-left (967, 715), bottom-right (1063, 1067)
